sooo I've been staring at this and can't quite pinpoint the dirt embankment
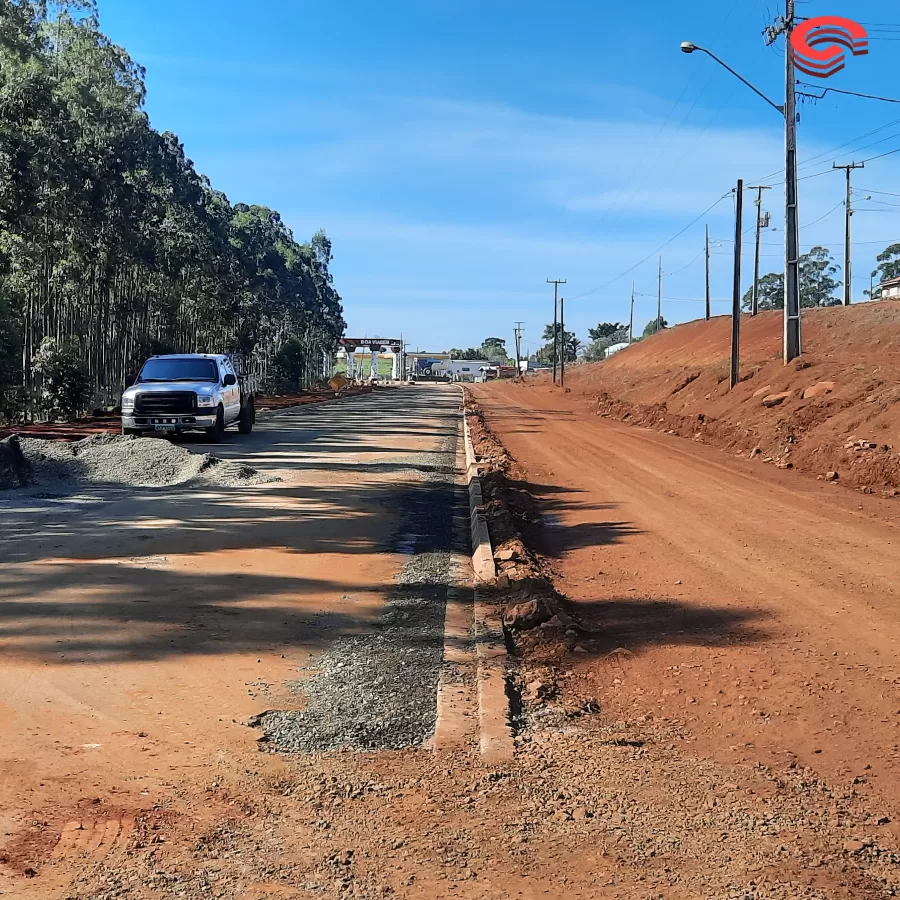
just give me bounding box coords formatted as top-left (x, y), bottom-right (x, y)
top-left (537, 302), bottom-right (900, 492)
top-left (465, 397), bottom-right (587, 645)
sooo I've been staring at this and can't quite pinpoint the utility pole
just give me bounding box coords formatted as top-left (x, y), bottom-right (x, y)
top-left (657, 256), bottom-right (663, 333)
top-left (731, 179), bottom-right (744, 389)
top-left (513, 321), bottom-right (524, 374)
top-left (782, 1), bottom-right (801, 360)
top-left (705, 225), bottom-right (711, 321)
top-left (748, 185), bottom-right (772, 316)
top-left (546, 279), bottom-right (566, 384)
top-left (629, 281), bottom-right (635, 344)
top-left (559, 297), bottom-right (566, 387)
top-left (834, 161), bottom-right (864, 306)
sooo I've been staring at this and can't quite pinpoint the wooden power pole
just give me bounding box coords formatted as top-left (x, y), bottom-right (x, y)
top-left (731, 179), bottom-right (744, 389)
top-left (546, 279), bottom-right (566, 384)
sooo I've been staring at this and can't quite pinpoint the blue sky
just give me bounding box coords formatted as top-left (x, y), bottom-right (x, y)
top-left (99, 0), bottom-right (900, 354)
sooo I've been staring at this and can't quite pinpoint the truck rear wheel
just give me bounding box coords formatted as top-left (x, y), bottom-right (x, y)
top-left (206, 406), bottom-right (225, 443)
top-left (238, 397), bottom-right (255, 434)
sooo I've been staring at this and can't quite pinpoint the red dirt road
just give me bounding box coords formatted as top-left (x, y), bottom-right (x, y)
top-left (473, 382), bottom-right (900, 822)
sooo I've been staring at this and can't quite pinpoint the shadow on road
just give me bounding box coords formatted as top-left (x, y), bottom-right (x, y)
top-left (570, 596), bottom-right (769, 657)
top-left (0, 387), bottom-right (462, 666)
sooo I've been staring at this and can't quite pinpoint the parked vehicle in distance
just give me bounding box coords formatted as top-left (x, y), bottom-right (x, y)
top-left (121, 353), bottom-right (256, 442)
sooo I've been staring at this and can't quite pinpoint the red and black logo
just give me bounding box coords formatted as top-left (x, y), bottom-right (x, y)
top-left (790, 16), bottom-right (868, 78)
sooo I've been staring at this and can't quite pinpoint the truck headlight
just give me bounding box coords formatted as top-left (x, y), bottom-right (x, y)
top-left (196, 395), bottom-right (215, 407)
top-left (121, 395), bottom-right (135, 411)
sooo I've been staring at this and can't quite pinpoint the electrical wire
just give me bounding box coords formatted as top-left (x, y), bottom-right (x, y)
top-left (858, 187), bottom-right (900, 198)
top-left (749, 117), bottom-right (900, 184)
top-left (801, 200), bottom-right (845, 228)
top-left (797, 83), bottom-right (900, 104)
top-left (568, 192), bottom-right (731, 301)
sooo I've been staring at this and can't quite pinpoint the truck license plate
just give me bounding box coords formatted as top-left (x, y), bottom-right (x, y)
top-left (154, 424), bottom-right (176, 431)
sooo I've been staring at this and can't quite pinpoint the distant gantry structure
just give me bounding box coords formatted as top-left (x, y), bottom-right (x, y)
top-left (338, 338), bottom-right (404, 380)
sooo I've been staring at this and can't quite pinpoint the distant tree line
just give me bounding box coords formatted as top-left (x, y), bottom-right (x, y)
top-left (0, 1), bottom-right (345, 421)
top-left (449, 337), bottom-right (510, 363)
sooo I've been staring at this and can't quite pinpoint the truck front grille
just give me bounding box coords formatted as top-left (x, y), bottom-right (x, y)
top-left (134, 391), bottom-right (197, 416)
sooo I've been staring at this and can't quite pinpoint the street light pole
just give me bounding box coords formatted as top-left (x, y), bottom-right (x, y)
top-left (834, 161), bottom-right (864, 306)
top-left (681, 17), bottom-right (802, 362)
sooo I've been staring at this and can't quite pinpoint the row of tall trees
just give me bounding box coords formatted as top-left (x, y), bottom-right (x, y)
top-left (0, 1), bottom-right (345, 420)
top-left (742, 244), bottom-right (900, 311)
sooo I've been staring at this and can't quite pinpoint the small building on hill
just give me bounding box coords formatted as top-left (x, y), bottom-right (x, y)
top-left (881, 277), bottom-right (900, 300)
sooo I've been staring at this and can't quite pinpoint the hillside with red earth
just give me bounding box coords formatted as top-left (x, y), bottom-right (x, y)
top-left (537, 302), bottom-right (900, 492)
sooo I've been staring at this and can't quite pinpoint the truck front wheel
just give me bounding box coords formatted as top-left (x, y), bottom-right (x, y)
top-left (238, 397), bottom-right (255, 434)
top-left (206, 406), bottom-right (226, 443)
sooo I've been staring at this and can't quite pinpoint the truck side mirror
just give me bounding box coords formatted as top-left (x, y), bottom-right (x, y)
top-left (125, 373), bottom-right (136, 387)
top-left (223, 373), bottom-right (237, 386)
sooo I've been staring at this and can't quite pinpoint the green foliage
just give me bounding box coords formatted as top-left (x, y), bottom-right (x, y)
top-left (449, 339), bottom-right (510, 363)
top-left (588, 322), bottom-right (624, 341)
top-left (274, 335), bottom-right (305, 385)
top-left (740, 248), bottom-right (841, 312)
top-left (31, 336), bottom-right (92, 419)
top-left (642, 316), bottom-right (668, 337)
top-left (479, 337), bottom-right (508, 363)
top-left (872, 244), bottom-right (900, 298)
top-left (0, 287), bottom-right (20, 415)
top-left (741, 272), bottom-right (784, 311)
top-left (0, 2), bottom-right (345, 420)
top-left (800, 246), bottom-right (841, 308)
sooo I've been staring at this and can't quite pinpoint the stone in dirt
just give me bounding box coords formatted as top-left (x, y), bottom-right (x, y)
top-left (495, 548), bottom-right (519, 562)
top-left (762, 391), bottom-right (792, 408)
top-left (751, 385), bottom-right (773, 398)
top-left (0, 436), bottom-right (33, 489)
top-left (825, 471), bottom-right (839, 482)
top-left (503, 597), bottom-right (552, 630)
top-left (802, 380), bottom-right (835, 400)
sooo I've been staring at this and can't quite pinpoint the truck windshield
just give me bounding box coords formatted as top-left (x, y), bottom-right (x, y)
top-left (138, 358), bottom-right (219, 383)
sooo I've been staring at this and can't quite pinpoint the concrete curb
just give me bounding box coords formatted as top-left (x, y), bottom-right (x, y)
top-left (463, 414), bottom-right (497, 584)
top-left (459, 389), bottom-right (515, 764)
top-left (474, 588), bottom-right (515, 765)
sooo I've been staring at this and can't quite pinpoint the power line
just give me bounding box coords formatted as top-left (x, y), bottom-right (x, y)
top-left (801, 199), bottom-right (845, 228)
top-left (797, 83), bottom-right (900, 104)
top-left (749, 116), bottom-right (900, 184)
top-left (858, 187), bottom-right (900, 198)
top-left (569, 192), bottom-right (731, 301)
top-left (587, 0), bottom-right (747, 240)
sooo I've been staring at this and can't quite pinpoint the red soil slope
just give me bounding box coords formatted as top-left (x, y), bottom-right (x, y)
top-left (536, 302), bottom-right (900, 491)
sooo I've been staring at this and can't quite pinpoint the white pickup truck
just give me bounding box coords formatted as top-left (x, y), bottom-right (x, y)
top-left (121, 353), bottom-right (256, 442)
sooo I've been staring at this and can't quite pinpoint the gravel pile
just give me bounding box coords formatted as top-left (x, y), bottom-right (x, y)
top-left (259, 436), bottom-right (461, 753)
top-left (19, 434), bottom-right (276, 489)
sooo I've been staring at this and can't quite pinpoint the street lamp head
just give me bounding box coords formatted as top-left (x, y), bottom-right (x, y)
top-left (680, 41), bottom-right (698, 54)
